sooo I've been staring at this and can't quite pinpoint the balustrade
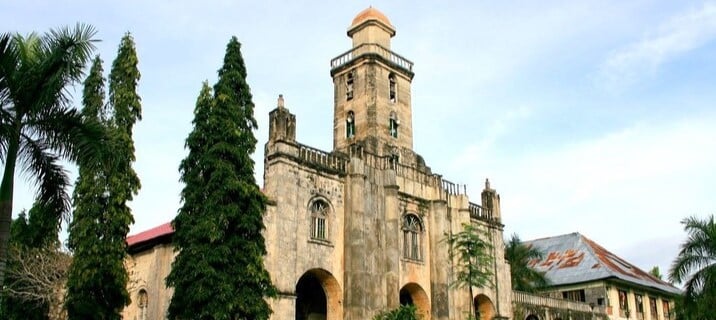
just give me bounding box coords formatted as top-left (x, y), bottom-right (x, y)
top-left (513, 291), bottom-right (599, 314)
top-left (331, 43), bottom-right (413, 72)
top-left (469, 202), bottom-right (492, 222)
top-left (297, 143), bottom-right (347, 172)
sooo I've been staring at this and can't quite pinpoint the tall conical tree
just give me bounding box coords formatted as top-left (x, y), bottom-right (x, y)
top-left (167, 37), bottom-right (276, 320)
top-left (67, 32), bottom-right (141, 319)
top-left (66, 54), bottom-right (111, 318)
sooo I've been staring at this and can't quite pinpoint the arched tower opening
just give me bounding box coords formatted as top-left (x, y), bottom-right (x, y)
top-left (399, 283), bottom-right (430, 319)
top-left (295, 269), bottom-right (342, 320)
top-left (473, 294), bottom-right (495, 320)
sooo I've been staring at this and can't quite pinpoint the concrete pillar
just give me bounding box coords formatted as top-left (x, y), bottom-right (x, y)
top-left (429, 199), bottom-right (450, 320)
top-left (384, 170), bottom-right (400, 310)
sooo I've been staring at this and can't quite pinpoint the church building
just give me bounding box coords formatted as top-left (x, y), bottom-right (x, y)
top-left (124, 7), bottom-right (513, 320)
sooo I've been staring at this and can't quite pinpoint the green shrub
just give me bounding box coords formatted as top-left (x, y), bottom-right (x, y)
top-left (373, 304), bottom-right (420, 320)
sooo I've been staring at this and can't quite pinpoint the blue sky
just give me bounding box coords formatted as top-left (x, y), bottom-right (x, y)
top-left (3, 1), bottom-right (715, 281)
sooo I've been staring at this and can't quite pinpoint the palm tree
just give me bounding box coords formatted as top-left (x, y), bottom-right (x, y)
top-left (505, 233), bottom-right (549, 292)
top-left (0, 24), bottom-right (103, 285)
top-left (669, 215), bottom-right (716, 319)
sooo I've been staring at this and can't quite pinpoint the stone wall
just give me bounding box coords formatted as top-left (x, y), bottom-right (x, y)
top-left (122, 243), bottom-right (174, 320)
top-left (263, 127), bottom-right (513, 319)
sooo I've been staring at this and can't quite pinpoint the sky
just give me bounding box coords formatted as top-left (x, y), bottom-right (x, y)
top-left (2, 1), bottom-right (715, 282)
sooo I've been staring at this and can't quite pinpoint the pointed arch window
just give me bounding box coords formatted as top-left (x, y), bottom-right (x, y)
top-left (346, 111), bottom-right (355, 139)
top-left (389, 112), bottom-right (399, 138)
top-left (402, 214), bottom-right (423, 260)
top-left (346, 70), bottom-right (355, 101)
top-left (389, 73), bottom-right (397, 103)
top-left (310, 199), bottom-right (329, 240)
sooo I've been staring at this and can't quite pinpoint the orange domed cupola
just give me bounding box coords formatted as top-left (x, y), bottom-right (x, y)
top-left (350, 6), bottom-right (393, 29)
top-left (347, 6), bottom-right (396, 48)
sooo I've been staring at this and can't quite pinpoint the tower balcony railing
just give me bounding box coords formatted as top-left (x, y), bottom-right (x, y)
top-left (469, 202), bottom-right (492, 222)
top-left (297, 143), bottom-right (347, 173)
top-left (441, 179), bottom-right (466, 196)
top-left (330, 43), bottom-right (414, 72)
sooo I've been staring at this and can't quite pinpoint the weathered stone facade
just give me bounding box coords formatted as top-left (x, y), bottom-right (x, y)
top-left (261, 8), bottom-right (512, 320)
top-left (123, 7), bottom-right (514, 320)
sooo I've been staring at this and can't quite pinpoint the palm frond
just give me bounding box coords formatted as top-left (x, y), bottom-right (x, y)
top-left (18, 134), bottom-right (71, 222)
top-left (0, 32), bottom-right (12, 106)
top-left (21, 24), bottom-right (97, 117)
top-left (46, 23), bottom-right (98, 86)
top-left (670, 216), bottom-right (716, 284)
top-left (505, 233), bottom-right (549, 292)
top-left (24, 107), bottom-right (106, 166)
top-left (668, 214), bottom-right (716, 316)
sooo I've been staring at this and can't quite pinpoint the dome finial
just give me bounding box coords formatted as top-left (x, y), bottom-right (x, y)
top-left (277, 94), bottom-right (285, 109)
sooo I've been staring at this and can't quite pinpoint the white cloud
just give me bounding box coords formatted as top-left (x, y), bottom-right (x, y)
top-left (450, 105), bottom-right (532, 172)
top-left (452, 113), bottom-right (716, 272)
top-left (598, 2), bottom-right (716, 90)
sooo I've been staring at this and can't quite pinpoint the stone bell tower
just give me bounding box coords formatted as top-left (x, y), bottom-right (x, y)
top-left (330, 7), bottom-right (415, 156)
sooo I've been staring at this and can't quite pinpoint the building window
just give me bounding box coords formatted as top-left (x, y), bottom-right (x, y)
top-left (389, 73), bottom-right (397, 103)
top-left (402, 214), bottom-right (423, 261)
top-left (618, 289), bottom-right (628, 316)
top-left (346, 111), bottom-right (355, 139)
top-left (310, 199), bottom-right (329, 240)
top-left (635, 293), bottom-right (644, 315)
top-left (138, 289), bottom-right (148, 320)
top-left (389, 112), bottom-right (399, 138)
top-left (562, 289), bottom-right (585, 302)
top-left (346, 70), bottom-right (354, 101)
top-left (649, 297), bottom-right (657, 316)
top-left (663, 300), bottom-right (671, 319)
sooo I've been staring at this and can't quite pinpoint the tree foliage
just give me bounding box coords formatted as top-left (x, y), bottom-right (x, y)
top-left (373, 304), bottom-right (420, 320)
top-left (66, 32), bottom-right (142, 319)
top-left (649, 266), bottom-right (663, 280)
top-left (166, 36), bottom-right (276, 320)
top-left (3, 245), bottom-right (70, 320)
top-left (444, 223), bottom-right (493, 318)
top-left (0, 24), bottom-right (103, 286)
top-left (0, 202), bottom-right (65, 320)
top-left (504, 233), bottom-right (549, 292)
top-left (668, 215), bottom-right (716, 320)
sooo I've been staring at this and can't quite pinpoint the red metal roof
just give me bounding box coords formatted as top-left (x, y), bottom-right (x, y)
top-left (525, 232), bottom-right (681, 295)
top-left (126, 222), bottom-right (174, 247)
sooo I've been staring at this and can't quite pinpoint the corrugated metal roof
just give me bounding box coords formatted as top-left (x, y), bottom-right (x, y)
top-left (524, 232), bottom-right (681, 295)
top-left (126, 222), bottom-right (173, 247)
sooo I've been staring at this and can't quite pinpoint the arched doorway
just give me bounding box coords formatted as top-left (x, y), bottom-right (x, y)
top-left (295, 269), bottom-right (342, 320)
top-left (526, 315), bottom-right (539, 320)
top-left (399, 283), bottom-right (430, 319)
top-left (473, 294), bottom-right (495, 320)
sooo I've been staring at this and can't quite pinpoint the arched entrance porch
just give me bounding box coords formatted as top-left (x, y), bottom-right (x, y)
top-left (473, 294), bottom-right (495, 320)
top-left (399, 283), bottom-right (430, 319)
top-left (295, 268), bottom-right (342, 320)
